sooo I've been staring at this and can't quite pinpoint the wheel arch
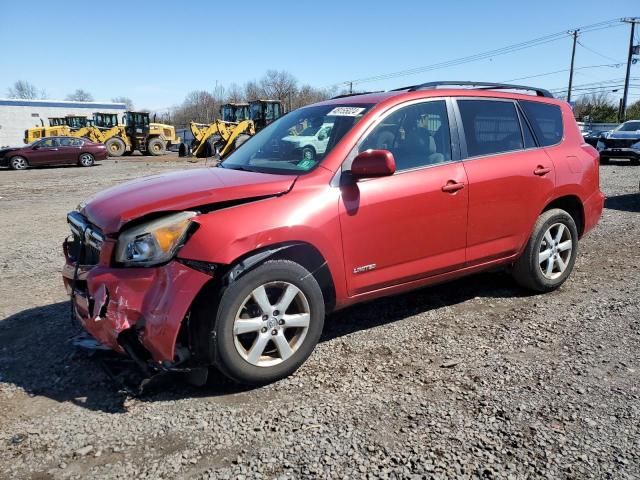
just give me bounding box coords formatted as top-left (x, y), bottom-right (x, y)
top-left (180, 241), bottom-right (336, 365)
top-left (541, 194), bottom-right (585, 238)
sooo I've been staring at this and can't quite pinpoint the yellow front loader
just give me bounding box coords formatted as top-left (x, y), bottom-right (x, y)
top-left (180, 100), bottom-right (282, 159)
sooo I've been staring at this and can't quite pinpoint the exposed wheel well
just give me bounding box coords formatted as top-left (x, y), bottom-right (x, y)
top-left (180, 242), bottom-right (336, 365)
top-left (542, 195), bottom-right (585, 237)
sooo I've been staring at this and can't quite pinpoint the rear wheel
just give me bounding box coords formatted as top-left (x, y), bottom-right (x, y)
top-left (213, 260), bottom-right (325, 385)
top-left (512, 208), bottom-right (578, 292)
top-left (105, 137), bottom-right (126, 157)
top-left (9, 156), bottom-right (28, 170)
top-left (78, 153), bottom-right (95, 167)
top-left (147, 137), bottom-right (166, 156)
top-left (301, 146), bottom-right (316, 161)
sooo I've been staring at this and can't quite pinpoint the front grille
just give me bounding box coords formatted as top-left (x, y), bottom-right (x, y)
top-left (603, 138), bottom-right (637, 149)
top-left (67, 232), bottom-right (102, 265)
top-left (67, 212), bottom-right (104, 266)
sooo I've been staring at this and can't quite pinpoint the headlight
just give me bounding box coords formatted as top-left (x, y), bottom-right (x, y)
top-left (631, 141), bottom-right (640, 150)
top-left (115, 211), bottom-right (197, 266)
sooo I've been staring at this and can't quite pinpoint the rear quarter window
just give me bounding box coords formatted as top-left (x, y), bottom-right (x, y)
top-left (519, 101), bottom-right (563, 147)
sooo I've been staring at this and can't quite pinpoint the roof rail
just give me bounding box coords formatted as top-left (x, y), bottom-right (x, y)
top-left (330, 91), bottom-right (383, 100)
top-left (391, 81), bottom-right (553, 98)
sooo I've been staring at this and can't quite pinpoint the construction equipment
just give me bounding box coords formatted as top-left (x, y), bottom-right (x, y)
top-left (24, 111), bottom-right (180, 157)
top-left (181, 99), bottom-right (283, 159)
top-left (24, 115), bottom-right (93, 143)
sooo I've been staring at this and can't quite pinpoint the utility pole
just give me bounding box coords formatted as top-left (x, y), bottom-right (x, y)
top-left (567, 29), bottom-right (579, 103)
top-left (349, 81), bottom-right (353, 94)
top-left (620, 17), bottom-right (639, 122)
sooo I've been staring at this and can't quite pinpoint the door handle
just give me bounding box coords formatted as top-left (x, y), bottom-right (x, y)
top-left (441, 181), bottom-right (465, 193)
top-left (533, 166), bottom-right (551, 176)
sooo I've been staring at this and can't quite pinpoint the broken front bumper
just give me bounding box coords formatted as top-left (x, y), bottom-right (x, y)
top-left (62, 244), bottom-right (211, 363)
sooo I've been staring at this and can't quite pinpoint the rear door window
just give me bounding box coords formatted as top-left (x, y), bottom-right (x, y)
top-left (519, 101), bottom-right (563, 146)
top-left (457, 99), bottom-right (523, 157)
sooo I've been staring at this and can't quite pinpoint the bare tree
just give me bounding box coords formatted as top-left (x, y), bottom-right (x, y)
top-left (244, 80), bottom-right (262, 102)
top-left (111, 96), bottom-right (134, 110)
top-left (7, 80), bottom-right (39, 99)
top-left (260, 70), bottom-right (297, 106)
top-left (293, 84), bottom-right (331, 109)
top-left (225, 83), bottom-right (245, 103)
top-left (573, 92), bottom-right (618, 123)
top-left (66, 89), bottom-right (94, 102)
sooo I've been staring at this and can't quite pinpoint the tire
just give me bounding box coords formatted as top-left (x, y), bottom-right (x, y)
top-left (512, 208), bottom-right (579, 292)
top-left (147, 137), bottom-right (166, 156)
top-left (78, 153), bottom-right (95, 167)
top-left (599, 155), bottom-right (609, 165)
top-left (234, 134), bottom-right (251, 149)
top-left (214, 260), bottom-right (325, 385)
top-left (9, 156), bottom-right (28, 170)
top-left (301, 146), bottom-right (316, 161)
top-left (105, 137), bottom-right (126, 157)
top-left (198, 135), bottom-right (222, 159)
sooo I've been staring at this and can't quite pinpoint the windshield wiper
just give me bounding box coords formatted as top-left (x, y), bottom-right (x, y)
top-left (219, 163), bottom-right (256, 172)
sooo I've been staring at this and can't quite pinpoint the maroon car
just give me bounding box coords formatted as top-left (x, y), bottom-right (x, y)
top-left (0, 136), bottom-right (108, 170)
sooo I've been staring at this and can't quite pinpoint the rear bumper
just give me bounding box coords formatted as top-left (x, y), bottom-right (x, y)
top-left (583, 190), bottom-right (605, 236)
top-left (62, 249), bottom-right (211, 362)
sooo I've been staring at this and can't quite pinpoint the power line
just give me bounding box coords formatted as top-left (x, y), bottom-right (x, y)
top-left (502, 63), bottom-right (623, 82)
top-left (327, 18), bottom-right (625, 89)
top-left (576, 40), bottom-right (623, 63)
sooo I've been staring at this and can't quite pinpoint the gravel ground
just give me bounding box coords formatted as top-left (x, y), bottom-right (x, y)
top-left (0, 155), bottom-right (638, 479)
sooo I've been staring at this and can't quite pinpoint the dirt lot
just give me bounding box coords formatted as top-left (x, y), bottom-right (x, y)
top-left (0, 154), bottom-right (638, 479)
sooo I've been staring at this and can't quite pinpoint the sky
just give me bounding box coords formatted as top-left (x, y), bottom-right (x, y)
top-left (0, 0), bottom-right (638, 112)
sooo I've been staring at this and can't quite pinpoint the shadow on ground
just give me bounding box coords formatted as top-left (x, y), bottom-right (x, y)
top-left (605, 192), bottom-right (640, 213)
top-left (0, 271), bottom-right (529, 413)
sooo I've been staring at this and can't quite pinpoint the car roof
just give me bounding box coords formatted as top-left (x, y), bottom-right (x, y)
top-left (313, 86), bottom-right (565, 109)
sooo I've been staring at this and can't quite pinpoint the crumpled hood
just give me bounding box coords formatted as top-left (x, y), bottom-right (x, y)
top-left (81, 167), bottom-right (297, 234)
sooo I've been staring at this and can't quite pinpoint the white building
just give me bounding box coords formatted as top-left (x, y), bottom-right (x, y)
top-left (0, 99), bottom-right (127, 147)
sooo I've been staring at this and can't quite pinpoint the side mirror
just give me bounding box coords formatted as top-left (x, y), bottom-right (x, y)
top-left (349, 149), bottom-right (396, 180)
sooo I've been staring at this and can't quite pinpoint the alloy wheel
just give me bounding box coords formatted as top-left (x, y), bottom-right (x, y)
top-left (79, 154), bottom-right (93, 166)
top-left (11, 157), bottom-right (27, 170)
top-left (538, 222), bottom-right (573, 280)
top-left (233, 281), bottom-right (311, 367)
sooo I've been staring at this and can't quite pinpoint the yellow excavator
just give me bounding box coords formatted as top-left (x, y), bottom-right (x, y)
top-left (24, 112), bottom-right (180, 157)
top-left (180, 99), bottom-right (283, 159)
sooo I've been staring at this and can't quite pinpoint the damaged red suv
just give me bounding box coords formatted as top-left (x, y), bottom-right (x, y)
top-left (63, 82), bottom-right (604, 385)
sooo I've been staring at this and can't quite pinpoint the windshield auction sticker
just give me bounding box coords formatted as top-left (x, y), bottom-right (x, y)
top-left (327, 107), bottom-right (366, 117)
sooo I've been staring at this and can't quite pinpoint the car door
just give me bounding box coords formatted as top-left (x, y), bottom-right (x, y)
top-left (25, 138), bottom-right (63, 166)
top-left (57, 137), bottom-right (82, 164)
top-left (338, 99), bottom-right (468, 296)
top-left (454, 98), bottom-right (556, 264)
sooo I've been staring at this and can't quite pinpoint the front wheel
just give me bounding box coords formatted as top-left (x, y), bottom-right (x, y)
top-left (9, 156), bottom-right (28, 170)
top-left (78, 153), bottom-right (95, 167)
top-left (105, 137), bottom-right (126, 157)
top-left (147, 137), bottom-right (166, 156)
top-left (512, 208), bottom-right (578, 292)
top-left (214, 260), bottom-right (325, 385)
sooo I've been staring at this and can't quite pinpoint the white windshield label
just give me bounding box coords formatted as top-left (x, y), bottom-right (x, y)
top-left (327, 106), bottom-right (366, 117)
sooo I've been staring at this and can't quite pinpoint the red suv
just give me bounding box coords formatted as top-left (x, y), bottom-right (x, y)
top-left (63, 82), bottom-right (604, 385)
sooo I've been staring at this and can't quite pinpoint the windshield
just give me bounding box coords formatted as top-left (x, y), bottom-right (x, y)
top-left (220, 104), bottom-right (373, 174)
top-left (616, 121), bottom-right (640, 132)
